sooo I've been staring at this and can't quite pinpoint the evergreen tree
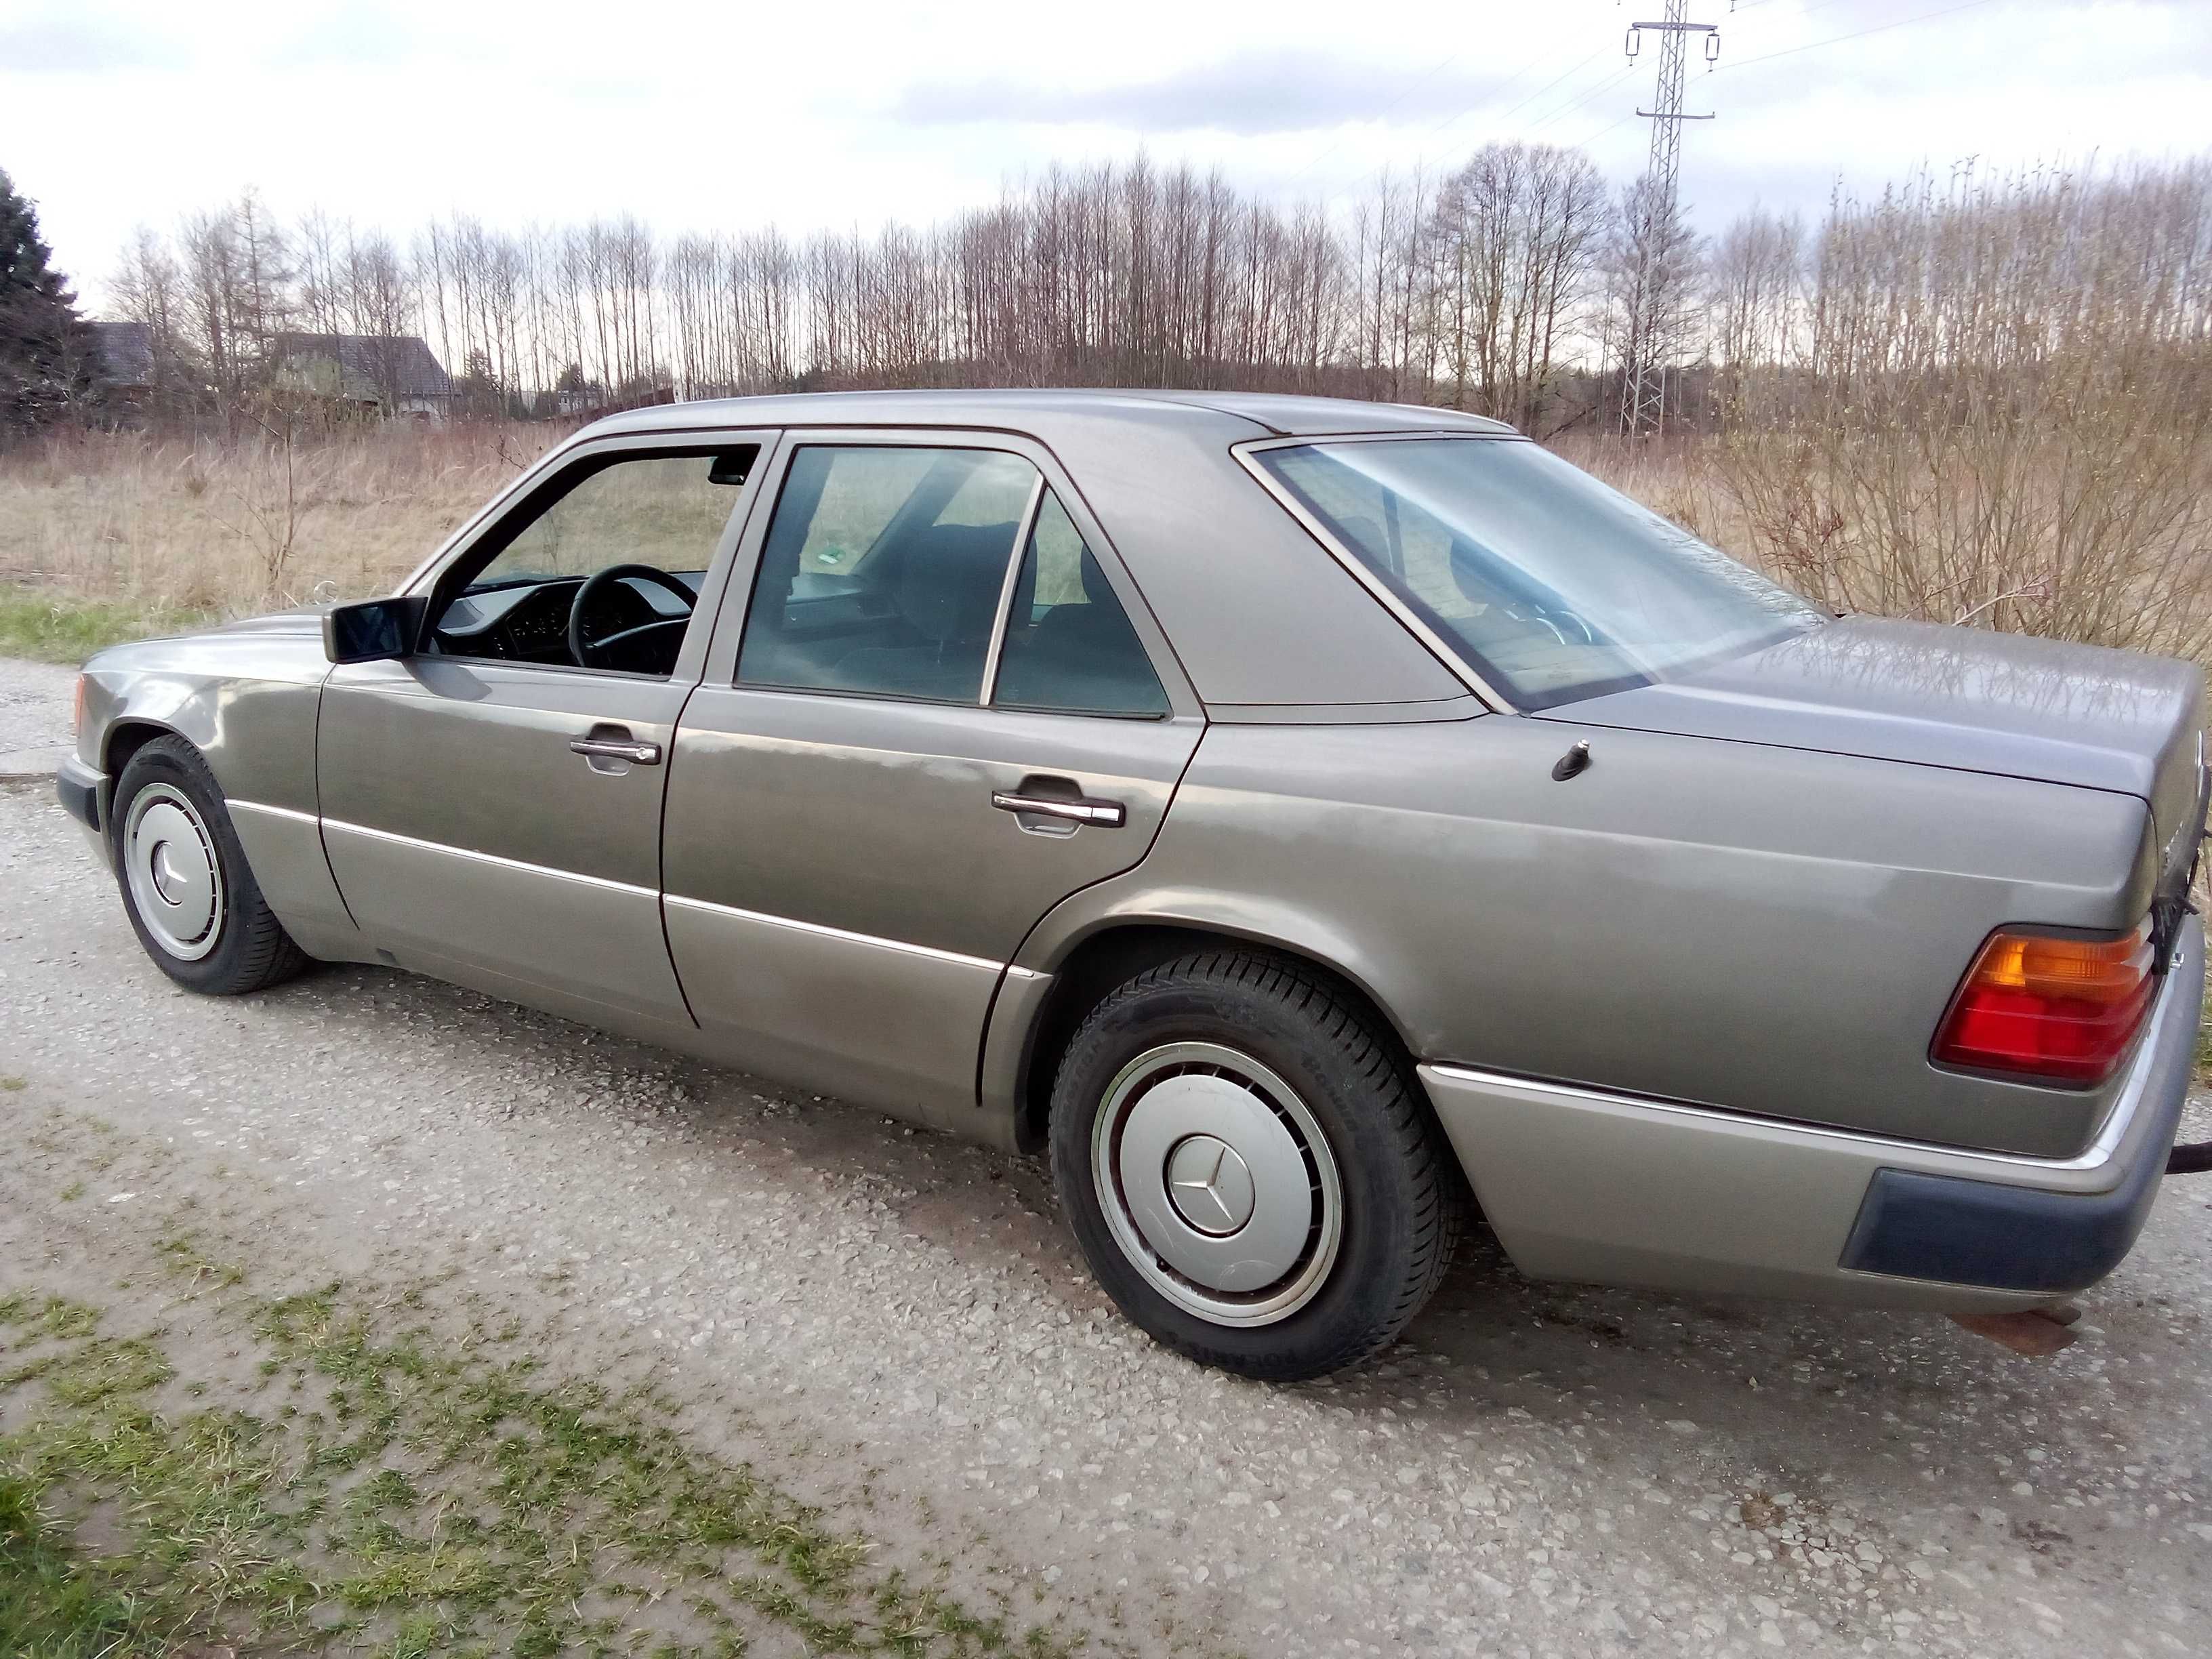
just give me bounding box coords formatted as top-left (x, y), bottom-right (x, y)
top-left (0, 169), bottom-right (86, 437)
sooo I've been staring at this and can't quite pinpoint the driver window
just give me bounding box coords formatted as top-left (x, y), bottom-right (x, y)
top-left (431, 451), bottom-right (752, 676)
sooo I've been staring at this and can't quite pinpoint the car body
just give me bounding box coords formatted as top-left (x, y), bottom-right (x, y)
top-left (56, 390), bottom-right (2209, 1378)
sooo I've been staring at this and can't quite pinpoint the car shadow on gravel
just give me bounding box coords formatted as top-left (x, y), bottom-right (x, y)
top-left (252, 956), bottom-right (2207, 1493)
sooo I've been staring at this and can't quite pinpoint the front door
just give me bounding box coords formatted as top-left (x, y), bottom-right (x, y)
top-left (663, 435), bottom-right (1204, 1121)
top-left (319, 438), bottom-right (770, 1032)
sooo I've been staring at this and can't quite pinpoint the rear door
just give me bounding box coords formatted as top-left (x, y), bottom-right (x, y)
top-left (664, 430), bottom-right (1203, 1121)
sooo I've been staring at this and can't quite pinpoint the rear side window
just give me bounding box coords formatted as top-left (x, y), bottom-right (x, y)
top-left (991, 493), bottom-right (1168, 717)
top-left (737, 446), bottom-right (1036, 702)
top-left (1255, 437), bottom-right (1822, 709)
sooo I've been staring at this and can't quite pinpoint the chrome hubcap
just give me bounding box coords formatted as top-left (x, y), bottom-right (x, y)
top-left (123, 784), bottom-right (224, 961)
top-left (1092, 1042), bottom-right (1342, 1328)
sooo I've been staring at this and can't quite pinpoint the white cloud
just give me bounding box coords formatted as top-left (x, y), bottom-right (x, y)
top-left (3, 0), bottom-right (2206, 310)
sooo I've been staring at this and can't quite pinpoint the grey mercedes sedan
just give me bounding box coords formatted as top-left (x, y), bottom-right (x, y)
top-left (56, 391), bottom-right (2208, 1380)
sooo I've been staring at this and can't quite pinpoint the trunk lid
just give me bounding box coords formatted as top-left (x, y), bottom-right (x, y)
top-left (1549, 616), bottom-right (2207, 867)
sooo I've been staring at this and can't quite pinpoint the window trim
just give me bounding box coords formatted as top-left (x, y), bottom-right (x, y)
top-left (974, 473), bottom-right (1048, 707)
top-left (985, 490), bottom-right (1174, 721)
top-left (1232, 432), bottom-right (1520, 714)
top-left (716, 430), bottom-right (1193, 721)
top-left (733, 440), bottom-right (1038, 707)
top-left (405, 432), bottom-right (777, 685)
top-left (1241, 431), bottom-right (1824, 715)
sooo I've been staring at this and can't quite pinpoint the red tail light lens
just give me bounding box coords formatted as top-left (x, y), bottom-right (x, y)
top-left (1932, 920), bottom-right (2157, 1086)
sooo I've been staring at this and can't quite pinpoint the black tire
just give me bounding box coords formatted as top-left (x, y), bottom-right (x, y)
top-left (110, 735), bottom-right (310, 995)
top-left (1049, 949), bottom-right (1460, 1381)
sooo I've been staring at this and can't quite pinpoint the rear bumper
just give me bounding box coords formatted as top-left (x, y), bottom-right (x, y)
top-left (1420, 912), bottom-right (2204, 1311)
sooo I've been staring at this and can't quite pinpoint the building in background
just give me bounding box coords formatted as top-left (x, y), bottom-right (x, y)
top-left (87, 320), bottom-right (152, 422)
top-left (272, 333), bottom-right (455, 422)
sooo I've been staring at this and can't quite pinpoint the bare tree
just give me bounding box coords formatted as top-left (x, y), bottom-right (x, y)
top-left (1429, 142), bottom-right (1609, 428)
top-left (1721, 159), bottom-right (2212, 656)
top-left (1706, 203), bottom-right (1803, 394)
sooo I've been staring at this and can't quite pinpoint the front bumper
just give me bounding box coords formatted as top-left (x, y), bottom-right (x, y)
top-left (56, 756), bottom-right (110, 865)
top-left (1420, 912), bottom-right (2204, 1311)
top-left (56, 755), bottom-right (104, 832)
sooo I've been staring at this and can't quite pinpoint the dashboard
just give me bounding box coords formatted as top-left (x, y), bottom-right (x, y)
top-left (432, 573), bottom-right (703, 668)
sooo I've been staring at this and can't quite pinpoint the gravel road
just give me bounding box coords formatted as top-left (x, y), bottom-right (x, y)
top-left (3, 661), bottom-right (2208, 1657)
top-left (0, 655), bottom-right (75, 775)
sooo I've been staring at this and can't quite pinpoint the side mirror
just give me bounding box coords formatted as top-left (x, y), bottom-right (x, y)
top-left (323, 596), bottom-right (425, 664)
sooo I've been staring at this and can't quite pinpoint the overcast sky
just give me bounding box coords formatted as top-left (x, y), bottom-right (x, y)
top-left (4, 0), bottom-right (2207, 312)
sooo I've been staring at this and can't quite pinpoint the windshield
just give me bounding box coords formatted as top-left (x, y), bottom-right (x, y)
top-left (1256, 438), bottom-right (1824, 709)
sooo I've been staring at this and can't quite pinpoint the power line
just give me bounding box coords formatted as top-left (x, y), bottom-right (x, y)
top-left (1281, 41), bottom-right (1611, 203)
top-left (1277, 52), bottom-right (1475, 191)
top-left (1565, 0), bottom-right (1999, 155)
top-left (1288, 39), bottom-right (1619, 205)
top-left (1490, 45), bottom-right (1614, 128)
top-left (1569, 105), bottom-right (1645, 150)
top-left (1713, 0), bottom-right (2005, 75)
top-left (1526, 63), bottom-right (1641, 138)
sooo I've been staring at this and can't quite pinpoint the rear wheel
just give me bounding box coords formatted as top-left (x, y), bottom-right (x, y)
top-left (111, 735), bottom-right (308, 995)
top-left (1049, 949), bottom-right (1458, 1380)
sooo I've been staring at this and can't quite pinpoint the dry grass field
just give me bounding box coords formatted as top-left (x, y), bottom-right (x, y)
top-left (0, 425), bottom-right (537, 657)
top-left (1, 415), bottom-right (2209, 675)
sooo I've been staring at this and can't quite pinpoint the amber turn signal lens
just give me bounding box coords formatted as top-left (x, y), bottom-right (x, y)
top-left (73, 674), bottom-right (86, 740)
top-left (1931, 920), bottom-right (2157, 1086)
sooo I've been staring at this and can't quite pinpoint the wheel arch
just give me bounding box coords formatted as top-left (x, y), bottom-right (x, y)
top-left (100, 718), bottom-right (192, 842)
top-left (998, 916), bottom-right (1423, 1153)
top-left (104, 716), bottom-right (187, 781)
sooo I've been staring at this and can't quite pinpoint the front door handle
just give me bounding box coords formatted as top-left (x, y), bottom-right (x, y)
top-left (571, 737), bottom-right (662, 765)
top-left (991, 790), bottom-right (1125, 828)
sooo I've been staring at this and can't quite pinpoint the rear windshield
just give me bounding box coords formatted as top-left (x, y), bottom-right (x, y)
top-left (1256, 437), bottom-right (1824, 709)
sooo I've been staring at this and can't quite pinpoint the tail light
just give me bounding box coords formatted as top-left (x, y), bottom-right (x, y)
top-left (1932, 919), bottom-right (2157, 1086)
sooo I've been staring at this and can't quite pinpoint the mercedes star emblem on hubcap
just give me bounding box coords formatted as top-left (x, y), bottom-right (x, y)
top-left (1165, 1134), bottom-right (1257, 1235)
top-left (150, 842), bottom-right (186, 905)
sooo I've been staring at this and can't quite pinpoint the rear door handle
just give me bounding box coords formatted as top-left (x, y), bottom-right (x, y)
top-left (571, 737), bottom-right (662, 765)
top-left (991, 791), bottom-right (1125, 828)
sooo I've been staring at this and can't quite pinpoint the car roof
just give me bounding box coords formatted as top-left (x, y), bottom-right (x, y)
top-left (582, 387), bottom-right (1517, 444)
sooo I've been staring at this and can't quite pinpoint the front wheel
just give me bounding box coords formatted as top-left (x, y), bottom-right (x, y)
top-left (1049, 950), bottom-right (1459, 1380)
top-left (110, 735), bottom-right (308, 995)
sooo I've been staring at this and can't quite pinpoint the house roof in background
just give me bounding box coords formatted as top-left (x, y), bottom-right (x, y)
top-left (89, 319), bottom-right (152, 388)
top-left (272, 333), bottom-right (454, 401)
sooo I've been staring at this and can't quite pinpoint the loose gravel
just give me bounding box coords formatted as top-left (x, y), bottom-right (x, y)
top-left (0, 656), bottom-right (75, 776)
top-left (2, 663), bottom-right (2208, 1657)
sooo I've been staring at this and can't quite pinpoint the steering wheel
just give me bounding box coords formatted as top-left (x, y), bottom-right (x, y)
top-left (567, 563), bottom-right (697, 671)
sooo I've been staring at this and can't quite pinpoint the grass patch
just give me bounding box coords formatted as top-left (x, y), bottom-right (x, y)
top-left (0, 1273), bottom-right (1078, 1657)
top-left (0, 1469), bottom-right (169, 1658)
top-left (0, 590), bottom-right (215, 665)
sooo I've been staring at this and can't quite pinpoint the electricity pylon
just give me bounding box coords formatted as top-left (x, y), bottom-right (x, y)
top-left (1618, 1), bottom-right (1717, 436)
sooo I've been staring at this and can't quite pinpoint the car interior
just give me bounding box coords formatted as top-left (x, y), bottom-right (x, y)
top-left (424, 449), bottom-right (754, 678)
top-left (992, 506), bottom-right (1170, 716)
top-left (739, 448), bottom-right (1169, 714)
top-left (417, 443), bottom-right (1168, 710)
top-left (737, 447), bottom-right (1023, 699)
top-left (1322, 502), bottom-right (1631, 698)
top-left (431, 567), bottom-right (705, 675)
